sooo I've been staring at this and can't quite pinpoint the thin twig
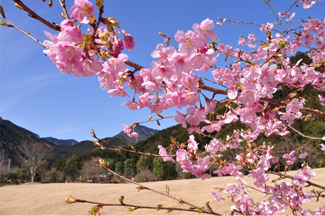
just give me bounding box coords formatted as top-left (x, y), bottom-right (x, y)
top-left (12, 0), bottom-right (61, 31)
top-left (285, 124), bottom-right (324, 140)
top-left (74, 198), bottom-right (216, 214)
top-left (265, 0), bottom-right (285, 32)
top-left (268, 171), bottom-right (325, 191)
top-left (59, 0), bottom-right (70, 20)
top-left (1, 16), bottom-right (46, 48)
top-left (92, 132), bottom-right (176, 158)
top-left (100, 166), bottom-right (220, 215)
top-left (92, 5), bottom-right (104, 38)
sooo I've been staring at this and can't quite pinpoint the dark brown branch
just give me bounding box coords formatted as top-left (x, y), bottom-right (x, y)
top-left (268, 171), bottom-right (325, 191)
top-left (13, 0), bottom-right (61, 31)
top-left (199, 83), bottom-right (228, 95)
top-left (74, 198), bottom-right (216, 214)
top-left (125, 60), bottom-right (145, 71)
top-left (92, 5), bottom-right (103, 38)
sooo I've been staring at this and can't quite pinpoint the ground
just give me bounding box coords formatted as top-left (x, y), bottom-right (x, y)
top-left (1, 168), bottom-right (325, 215)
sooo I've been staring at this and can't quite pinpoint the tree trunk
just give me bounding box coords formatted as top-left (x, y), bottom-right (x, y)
top-left (30, 168), bottom-right (35, 183)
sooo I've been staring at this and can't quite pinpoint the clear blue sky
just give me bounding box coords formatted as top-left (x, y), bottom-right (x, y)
top-left (0, 1), bottom-right (324, 141)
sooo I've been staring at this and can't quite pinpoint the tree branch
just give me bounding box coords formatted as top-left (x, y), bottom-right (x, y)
top-left (92, 132), bottom-right (176, 158)
top-left (59, 0), bottom-right (70, 20)
top-left (199, 83), bottom-right (228, 95)
top-left (285, 124), bottom-right (324, 140)
top-left (12, 0), bottom-right (61, 31)
top-left (1, 16), bottom-right (46, 48)
top-left (268, 171), bottom-right (325, 191)
top-left (98, 165), bottom-right (220, 215)
top-left (262, 98), bottom-right (325, 118)
top-left (73, 198), bottom-right (216, 214)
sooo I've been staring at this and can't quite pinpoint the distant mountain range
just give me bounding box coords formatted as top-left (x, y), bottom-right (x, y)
top-left (0, 117), bottom-right (158, 167)
top-left (41, 137), bottom-right (78, 146)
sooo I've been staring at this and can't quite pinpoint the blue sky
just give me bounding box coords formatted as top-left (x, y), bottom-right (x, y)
top-left (0, 0), bottom-right (324, 141)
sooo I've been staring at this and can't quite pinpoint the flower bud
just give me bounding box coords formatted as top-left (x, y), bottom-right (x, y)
top-left (95, 0), bottom-right (104, 8)
top-left (98, 158), bottom-right (110, 168)
top-left (123, 34), bottom-right (135, 50)
top-left (66, 196), bottom-right (76, 204)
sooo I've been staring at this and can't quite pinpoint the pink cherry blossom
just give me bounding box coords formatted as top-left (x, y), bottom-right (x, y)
top-left (283, 150), bottom-right (296, 165)
top-left (211, 191), bottom-right (225, 201)
top-left (69, 0), bottom-right (94, 24)
top-left (299, 152), bottom-right (308, 159)
top-left (158, 145), bottom-right (174, 162)
top-left (260, 22), bottom-right (274, 32)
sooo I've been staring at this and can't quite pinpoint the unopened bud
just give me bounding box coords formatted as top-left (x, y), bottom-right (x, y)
top-left (159, 32), bottom-right (167, 37)
top-left (123, 34), bottom-right (135, 50)
top-left (66, 196), bottom-right (76, 204)
top-left (103, 17), bottom-right (119, 26)
top-left (289, 92), bottom-right (297, 99)
top-left (0, 5), bottom-right (5, 18)
top-left (89, 15), bottom-right (96, 26)
top-left (0, 20), bottom-right (10, 27)
top-left (98, 158), bottom-right (110, 168)
top-left (95, 0), bottom-right (104, 8)
top-left (93, 141), bottom-right (101, 146)
top-left (90, 128), bottom-right (95, 136)
top-left (14, 3), bottom-right (23, 10)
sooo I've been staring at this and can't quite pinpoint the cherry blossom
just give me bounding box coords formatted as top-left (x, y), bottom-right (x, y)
top-left (69, 0), bottom-right (94, 24)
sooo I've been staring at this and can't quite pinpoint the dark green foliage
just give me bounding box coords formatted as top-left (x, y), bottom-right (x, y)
top-left (63, 155), bottom-right (82, 181)
top-left (114, 161), bottom-right (123, 175)
top-left (153, 157), bottom-right (177, 180)
top-left (123, 159), bottom-right (136, 179)
top-left (17, 165), bottom-right (30, 182)
top-left (136, 155), bottom-right (153, 172)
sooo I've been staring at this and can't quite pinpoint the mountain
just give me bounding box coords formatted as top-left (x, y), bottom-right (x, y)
top-left (41, 137), bottom-right (78, 146)
top-left (113, 125), bottom-right (158, 146)
top-left (0, 117), bottom-right (159, 166)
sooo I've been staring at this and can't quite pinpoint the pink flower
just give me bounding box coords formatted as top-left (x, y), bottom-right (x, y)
top-left (228, 85), bottom-right (238, 99)
top-left (188, 135), bottom-right (198, 154)
top-left (69, 0), bottom-right (94, 24)
top-left (260, 22), bottom-right (274, 32)
top-left (123, 34), bottom-right (135, 50)
top-left (286, 13), bottom-right (296, 21)
top-left (299, 152), bottom-right (308, 159)
top-left (158, 145), bottom-right (174, 162)
top-left (211, 191), bottom-right (225, 201)
top-left (175, 110), bottom-right (187, 128)
top-left (315, 208), bottom-right (325, 215)
top-left (299, 0), bottom-right (315, 9)
top-left (192, 18), bottom-right (217, 42)
top-left (293, 165), bottom-right (315, 186)
top-left (283, 150), bottom-right (296, 165)
top-left (122, 124), bottom-right (139, 138)
top-left (286, 98), bottom-right (303, 113)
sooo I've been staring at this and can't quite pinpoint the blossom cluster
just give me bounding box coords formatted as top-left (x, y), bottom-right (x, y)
top-left (41, 0), bottom-right (325, 214)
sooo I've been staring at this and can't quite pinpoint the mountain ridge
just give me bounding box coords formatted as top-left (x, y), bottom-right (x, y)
top-left (0, 117), bottom-right (159, 166)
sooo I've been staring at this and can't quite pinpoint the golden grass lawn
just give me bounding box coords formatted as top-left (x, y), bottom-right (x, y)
top-left (1, 168), bottom-right (324, 215)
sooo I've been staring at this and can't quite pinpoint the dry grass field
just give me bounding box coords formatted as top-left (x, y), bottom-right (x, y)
top-left (1, 168), bottom-right (325, 215)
